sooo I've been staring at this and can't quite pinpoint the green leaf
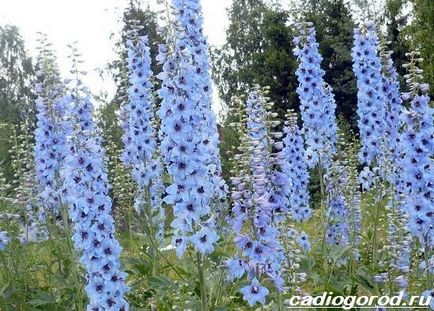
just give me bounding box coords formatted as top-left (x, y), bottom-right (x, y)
top-left (148, 275), bottom-right (175, 290)
top-left (29, 292), bottom-right (57, 306)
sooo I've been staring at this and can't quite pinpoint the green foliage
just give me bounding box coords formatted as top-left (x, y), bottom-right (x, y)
top-left (212, 0), bottom-right (298, 119)
top-left (0, 25), bottom-right (35, 181)
top-left (383, 0), bottom-right (411, 79)
top-left (404, 0), bottom-right (434, 97)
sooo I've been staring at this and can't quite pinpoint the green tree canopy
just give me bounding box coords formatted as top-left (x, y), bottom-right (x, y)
top-left (212, 0), bottom-right (298, 121)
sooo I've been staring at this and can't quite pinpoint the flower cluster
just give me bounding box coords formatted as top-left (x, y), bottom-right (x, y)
top-left (398, 52), bottom-right (434, 307)
top-left (351, 22), bottom-right (387, 166)
top-left (121, 35), bottom-right (157, 189)
top-left (156, 3), bottom-right (218, 256)
top-left (293, 22), bottom-right (337, 168)
top-left (34, 35), bottom-right (67, 220)
top-left (172, 0), bottom-right (226, 201)
top-left (0, 231), bottom-right (9, 251)
top-left (11, 123), bottom-right (43, 242)
top-left (61, 54), bottom-right (129, 309)
top-left (399, 52), bottom-right (434, 250)
top-left (324, 160), bottom-right (350, 248)
top-left (280, 111), bottom-right (311, 222)
top-left (120, 33), bottom-right (165, 242)
top-left (380, 47), bottom-right (402, 166)
top-left (228, 88), bottom-right (287, 306)
top-left (340, 138), bottom-right (362, 251)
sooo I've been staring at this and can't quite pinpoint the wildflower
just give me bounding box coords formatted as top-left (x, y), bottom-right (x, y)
top-left (351, 22), bottom-right (387, 166)
top-left (226, 257), bottom-right (246, 281)
top-left (0, 231), bottom-right (9, 251)
top-left (398, 51), bottom-right (434, 306)
top-left (228, 87), bottom-right (287, 305)
top-left (34, 35), bottom-right (67, 219)
top-left (120, 33), bottom-right (165, 243)
top-left (61, 55), bottom-right (128, 310)
top-left (280, 111), bottom-right (311, 222)
top-left (171, 0), bottom-right (227, 201)
top-left (240, 278), bottom-right (270, 307)
top-left (157, 0), bottom-right (220, 255)
top-left (293, 22), bottom-right (337, 167)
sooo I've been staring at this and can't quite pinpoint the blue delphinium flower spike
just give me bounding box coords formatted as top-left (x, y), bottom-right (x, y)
top-left (34, 35), bottom-right (68, 220)
top-left (293, 22), bottom-right (337, 168)
top-left (280, 111), bottom-right (312, 222)
top-left (120, 31), bottom-right (165, 243)
top-left (156, 1), bottom-right (222, 256)
top-left (61, 50), bottom-right (129, 310)
top-left (351, 22), bottom-right (387, 167)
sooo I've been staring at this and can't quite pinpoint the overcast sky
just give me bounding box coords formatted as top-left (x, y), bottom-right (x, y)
top-left (0, 0), bottom-right (233, 111)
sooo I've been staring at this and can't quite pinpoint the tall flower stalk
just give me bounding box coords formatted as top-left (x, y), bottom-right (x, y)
top-left (374, 44), bottom-right (412, 297)
top-left (157, 0), bottom-right (220, 257)
top-left (228, 87), bottom-right (288, 307)
top-left (157, 1), bottom-right (225, 308)
top-left (399, 52), bottom-right (434, 304)
top-left (293, 22), bottom-right (337, 169)
top-left (34, 33), bottom-right (67, 221)
top-left (61, 47), bottom-right (129, 310)
top-left (280, 110), bottom-right (312, 223)
top-left (352, 22), bottom-right (387, 169)
top-left (352, 21), bottom-right (388, 269)
top-left (120, 28), bottom-right (166, 251)
top-left (171, 0), bottom-right (226, 201)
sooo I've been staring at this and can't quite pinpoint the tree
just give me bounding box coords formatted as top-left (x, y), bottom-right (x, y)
top-left (405, 0), bottom-right (434, 97)
top-left (211, 0), bottom-right (298, 120)
top-left (383, 0), bottom-right (411, 79)
top-left (0, 25), bottom-right (35, 180)
top-left (0, 25), bottom-right (35, 123)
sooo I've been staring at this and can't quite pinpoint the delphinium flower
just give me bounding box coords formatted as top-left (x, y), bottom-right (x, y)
top-left (171, 0), bottom-right (227, 202)
top-left (351, 22), bottom-right (387, 169)
top-left (10, 122), bottom-right (42, 242)
top-left (352, 22), bottom-right (390, 271)
top-left (228, 87), bottom-right (288, 306)
top-left (374, 44), bottom-right (412, 297)
top-left (376, 199), bottom-right (412, 296)
top-left (324, 159), bottom-right (350, 249)
top-left (380, 45), bottom-right (402, 168)
top-left (0, 231), bottom-right (9, 251)
top-left (120, 29), bottom-right (165, 244)
top-left (340, 136), bottom-right (363, 256)
top-left (0, 170), bottom-right (11, 203)
top-left (293, 22), bottom-right (337, 168)
top-left (61, 48), bottom-right (128, 310)
top-left (34, 33), bottom-right (67, 221)
top-left (280, 110), bottom-right (312, 222)
top-left (156, 0), bottom-right (224, 257)
top-left (398, 51), bottom-right (434, 304)
top-left (421, 291), bottom-right (434, 310)
top-left (104, 128), bottom-right (135, 228)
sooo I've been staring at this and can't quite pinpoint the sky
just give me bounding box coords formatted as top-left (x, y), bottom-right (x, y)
top-left (0, 0), bottom-right (233, 111)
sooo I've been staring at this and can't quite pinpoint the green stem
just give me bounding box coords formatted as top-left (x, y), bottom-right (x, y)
top-left (197, 253), bottom-right (209, 311)
top-left (371, 185), bottom-right (381, 271)
top-left (136, 215), bottom-right (188, 283)
top-left (61, 206), bottom-right (84, 311)
top-left (318, 161), bottom-right (328, 253)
